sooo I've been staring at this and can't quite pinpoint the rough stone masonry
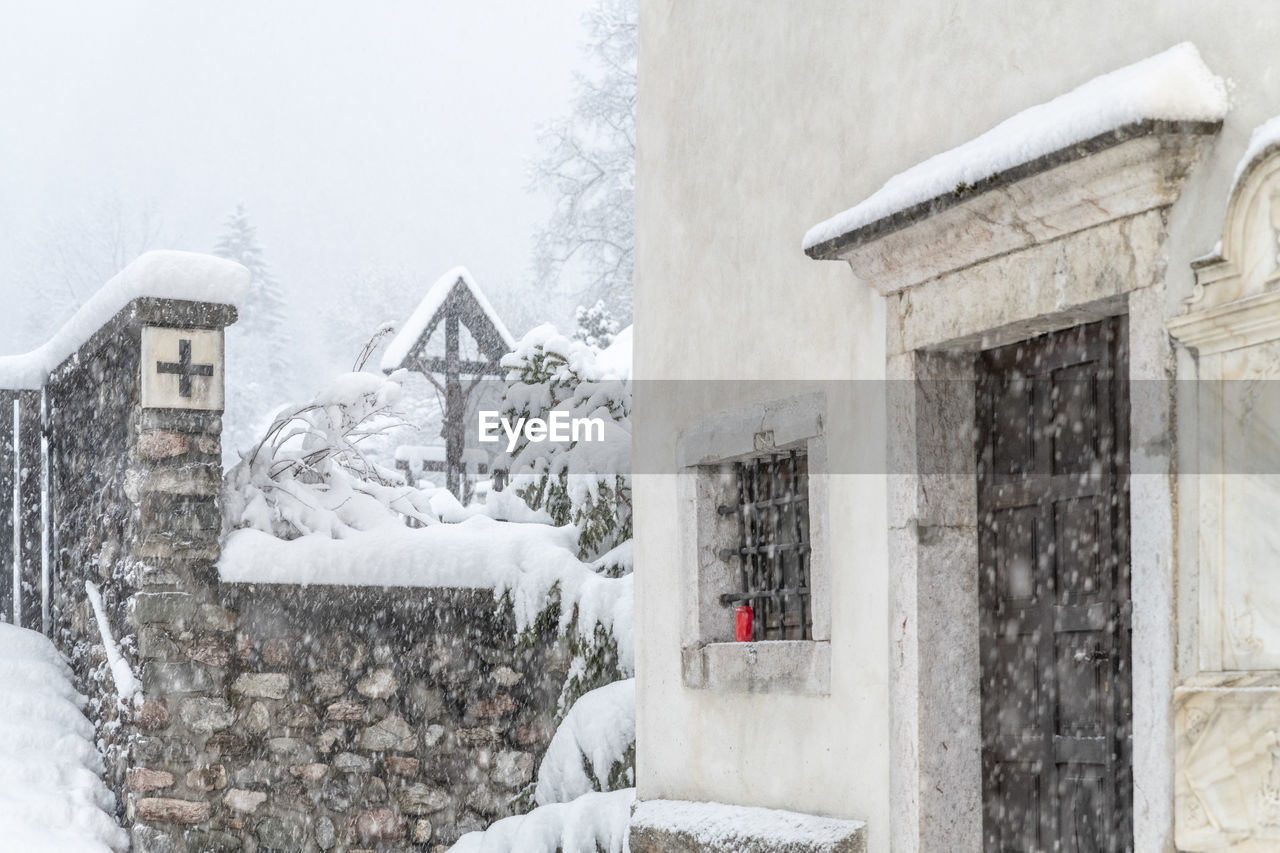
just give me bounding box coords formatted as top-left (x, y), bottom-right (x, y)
top-left (31, 296), bottom-right (593, 852)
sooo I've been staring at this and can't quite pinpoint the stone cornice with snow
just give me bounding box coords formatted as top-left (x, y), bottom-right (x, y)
top-left (805, 43), bottom-right (1227, 295)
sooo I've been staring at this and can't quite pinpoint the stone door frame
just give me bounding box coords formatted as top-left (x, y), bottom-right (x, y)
top-left (884, 214), bottom-right (1178, 853)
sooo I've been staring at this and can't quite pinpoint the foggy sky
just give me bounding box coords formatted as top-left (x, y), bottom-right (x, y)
top-left (0, 1), bottom-right (593, 364)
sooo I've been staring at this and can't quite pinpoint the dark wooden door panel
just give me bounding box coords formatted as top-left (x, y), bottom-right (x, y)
top-left (977, 318), bottom-right (1132, 853)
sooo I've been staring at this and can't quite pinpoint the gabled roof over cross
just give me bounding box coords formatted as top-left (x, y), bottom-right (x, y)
top-left (380, 266), bottom-right (515, 376)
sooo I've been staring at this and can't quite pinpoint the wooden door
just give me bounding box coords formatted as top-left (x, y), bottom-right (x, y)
top-left (976, 318), bottom-right (1132, 852)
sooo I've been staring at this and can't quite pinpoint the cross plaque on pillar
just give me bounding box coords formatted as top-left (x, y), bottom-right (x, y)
top-left (156, 339), bottom-right (214, 397)
top-left (140, 327), bottom-right (225, 411)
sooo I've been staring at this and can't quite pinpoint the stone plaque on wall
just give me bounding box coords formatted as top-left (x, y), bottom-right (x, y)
top-left (140, 327), bottom-right (224, 411)
top-left (1176, 677), bottom-right (1280, 851)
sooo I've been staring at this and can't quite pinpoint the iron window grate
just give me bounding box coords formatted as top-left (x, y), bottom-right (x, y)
top-left (718, 449), bottom-right (812, 641)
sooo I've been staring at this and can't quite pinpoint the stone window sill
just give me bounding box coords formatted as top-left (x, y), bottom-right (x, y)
top-left (681, 640), bottom-right (830, 696)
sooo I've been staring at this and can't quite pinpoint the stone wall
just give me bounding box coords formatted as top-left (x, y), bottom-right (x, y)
top-left (1, 293), bottom-right (595, 852)
top-left (127, 584), bottom-right (573, 852)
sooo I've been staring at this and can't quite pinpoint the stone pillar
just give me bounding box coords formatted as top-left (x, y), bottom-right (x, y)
top-left (41, 296), bottom-right (238, 851)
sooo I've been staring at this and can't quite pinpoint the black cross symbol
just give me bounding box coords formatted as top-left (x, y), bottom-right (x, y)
top-left (156, 338), bottom-right (214, 398)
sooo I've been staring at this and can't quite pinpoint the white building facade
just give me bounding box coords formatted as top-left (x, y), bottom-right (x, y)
top-left (631, 4), bottom-right (1280, 852)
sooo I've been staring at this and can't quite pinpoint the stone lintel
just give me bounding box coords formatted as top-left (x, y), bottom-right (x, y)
top-left (630, 799), bottom-right (866, 853)
top-left (807, 119), bottom-right (1220, 295)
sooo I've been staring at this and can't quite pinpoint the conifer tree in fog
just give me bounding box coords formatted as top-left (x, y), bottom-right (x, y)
top-left (214, 203), bottom-right (292, 463)
top-left (530, 0), bottom-right (636, 323)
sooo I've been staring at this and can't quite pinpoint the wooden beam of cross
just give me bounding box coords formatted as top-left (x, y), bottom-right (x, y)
top-left (156, 338), bottom-right (214, 397)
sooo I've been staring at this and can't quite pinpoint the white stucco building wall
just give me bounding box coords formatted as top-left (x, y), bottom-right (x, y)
top-left (633, 3), bottom-right (1280, 852)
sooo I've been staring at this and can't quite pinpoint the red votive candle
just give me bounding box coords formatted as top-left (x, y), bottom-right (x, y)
top-left (735, 605), bottom-right (753, 642)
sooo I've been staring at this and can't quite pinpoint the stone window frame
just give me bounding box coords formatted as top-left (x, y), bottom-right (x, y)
top-left (675, 391), bottom-right (831, 695)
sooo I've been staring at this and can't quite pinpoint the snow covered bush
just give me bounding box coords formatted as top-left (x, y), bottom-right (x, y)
top-left (573, 300), bottom-right (620, 349)
top-left (223, 369), bottom-right (447, 538)
top-left (496, 324), bottom-right (631, 565)
top-left (449, 789), bottom-right (634, 853)
top-left (535, 678), bottom-right (635, 806)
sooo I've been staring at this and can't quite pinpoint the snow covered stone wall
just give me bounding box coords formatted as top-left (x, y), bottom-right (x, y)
top-left (161, 582), bottom-right (581, 851)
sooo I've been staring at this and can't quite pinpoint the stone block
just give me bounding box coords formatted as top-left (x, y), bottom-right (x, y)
top-left (315, 816), bottom-right (336, 850)
top-left (267, 736), bottom-right (315, 763)
top-left (138, 700), bottom-right (171, 731)
top-left (139, 627), bottom-right (181, 660)
top-left (254, 817), bottom-right (293, 850)
top-left (398, 783), bottom-right (451, 816)
top-left (185, 765), bottom-right (227, 792)
top-left (133, 736), bottom-right (197, 766)
top-left (311, 670), bottom-right (347, 699)
top-left (231, 672), bottom-right (289, 699)
top-left (136, 797), bottom-right (212, 825)
top-left (466, 693), bottom-right (517, 719)
top-left (333, 752), bottom-right (371, 772)
top-left (137, 431), bottom-right (190, 461)
top-left (491, 751), bottom-right (533, 789)
top-left (358, 714), bottom-right (417, 752)
top-left (179, 698), bottom-right (235, 733)
top-left (490, 666), bottom-right (524, 687)
top-left (356, 667), bottom-right (399, 699)
top-left (411, 819), bottom-right (433, 844)
top-left (198, 603), bottom-right (238, 633)
top-left (244, 701), bottom-right (270, 734)
top-left (280, 702), bottom-right (318, 729)
top-left (143, 465), bottom-right (221, 497)
top-left (183, 829), bottom-right (241, 852)
top-left (127, 768), bottom-right (175, 793)
top-left (407, 683), bottom-right (445, 719)
top-left (134, 592), bottom-right (196, 627)
top-left (187, 636), bottom-right (233, 667)
top-left (223, 788), bottom-right (267, 813)
top-left (318, 727), bottom-right (345, 753)
top-left (130, 825), bottom-right (176, 853)
top-left (260, 637), bottom-right (291, 667)
top-left (457, 727), bottom-right (500, 748)
top-left (384, 756), bottom-right (420, 777)
top-left (289, 763), bottom-right (328, 783)
top-left (354, 808), bottom-right (405, 843)
top-left (203, 732), bottom-right (250, 760)
top-left (466, 787), bottom-right (508, 817)
top-left (326, 700), bottom-right (366, 721)
top-left (143, 662), bottom-right (219, 695)
top-left (321, 777), bottom-right (356, 811)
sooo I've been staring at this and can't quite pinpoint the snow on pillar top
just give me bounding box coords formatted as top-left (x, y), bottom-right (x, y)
top-left (0, 250), bottom-right (249, 390)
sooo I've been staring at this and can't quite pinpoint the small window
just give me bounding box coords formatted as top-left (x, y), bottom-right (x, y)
top-left (718, 450), bottom-right (812, 640)
top-left (677, 392), bottom-right (830, 695)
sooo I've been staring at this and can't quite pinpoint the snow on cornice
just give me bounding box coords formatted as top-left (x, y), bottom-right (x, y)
top-left (803, 42), bottom-right (1229, 255)
top-left (0, 251), bottom-right (249, 390)
top-left (1231, 114), bottom-right (1280, 189)
top-left (380, 266), bottom-right (516, 374)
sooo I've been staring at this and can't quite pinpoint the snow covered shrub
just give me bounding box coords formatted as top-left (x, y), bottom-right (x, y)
top-left (572, 300), bottom-right (620, 349)
top-left (496, 324), bottom-right (631, 565)
top-left (223, 369), bottom-right (444, 538)
top-left (449, 789), bottom-right (634, 853)
top-left (535, 679), bottom-right (635, 806)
